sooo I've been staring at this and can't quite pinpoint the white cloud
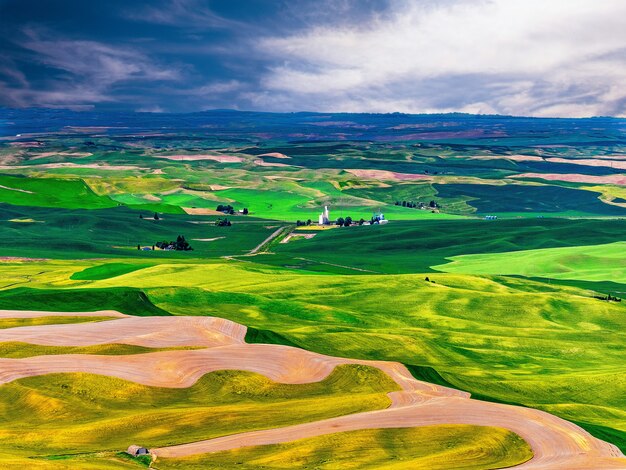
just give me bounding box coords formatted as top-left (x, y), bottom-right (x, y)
top-left (22, 28), bottom-right (181, 86)
top-left (124, 0), bottom-right (244, 30)
top-left (255, 0), bottom-right (626, 116)
top-left (1, 27), bottom-right (183, 108)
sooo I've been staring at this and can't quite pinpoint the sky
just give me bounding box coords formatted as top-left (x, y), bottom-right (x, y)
top-left (0, 0), bottom-right (624, 117)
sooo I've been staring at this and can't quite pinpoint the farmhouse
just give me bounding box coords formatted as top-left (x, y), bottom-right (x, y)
top-left (127, 445), bottom-right (150, 457)
top-left (372, 211), bottom-right (388, 224)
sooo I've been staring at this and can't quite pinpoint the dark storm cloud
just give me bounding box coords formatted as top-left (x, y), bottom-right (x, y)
top-left (0, 0), bottom-right (624, 116)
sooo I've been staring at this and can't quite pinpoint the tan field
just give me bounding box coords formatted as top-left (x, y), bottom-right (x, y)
top-left (253, 158), bottom-right (293, 167)
top-left (346, 169), bottom-right (431, 181)
top-left (154, 154), bottom-right (244, 162)
top-left (182, 207), bottom-right (227, 215)
top-left (257, 152), bottom-right (291, 159)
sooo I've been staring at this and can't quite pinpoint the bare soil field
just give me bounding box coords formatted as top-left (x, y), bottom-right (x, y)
top-left (346, 169), bottom-right (431, 181)
top-left (154, 154), bottom-right (244, 163)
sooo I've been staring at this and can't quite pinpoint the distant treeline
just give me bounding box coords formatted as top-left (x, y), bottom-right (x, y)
top-left (594, 294), bottom-right (622, 302)
top-left (395, 200), bottom-right (438, 209)
top-left (155, 235), bottom-right (193, 251)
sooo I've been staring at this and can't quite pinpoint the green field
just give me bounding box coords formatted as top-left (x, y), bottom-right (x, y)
top-left (435, 241), bottom-right (626, 283)
top-left (0, 175), bottom-right (117, 210)
top-left (0, 203), bottom-right (276, 259)
top-left (2, 114), bottom-right (626, 466)
top-left (270, 218), bottom-right (626, 274)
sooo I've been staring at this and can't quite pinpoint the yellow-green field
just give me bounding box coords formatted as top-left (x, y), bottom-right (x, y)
top-left (0, 366), bottom-right (396, 462)
top-left (0, 342), bottom-right (203, 358)
top-left (0, 316), bottom-right (117, 330)
top-left (159, 425), bottom-right (532, 470)
top-left (1, 257), bottom-right (624, 451)
top-left (435, 241), bottom-right (626, 283)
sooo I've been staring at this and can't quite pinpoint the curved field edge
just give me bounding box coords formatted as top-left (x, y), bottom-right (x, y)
top-left (0, 316), bottom-right (117, 330)
top-left (155, 425), bottom-right (532, 470)
top-left (0, 287), bottom-right (171, 317)
top-left (1, 274), bottom-right (624, 451)
top-left (0, 366), bottom-right (398, 456)
top-left (0, 342), bottom-right (204, 358)
top-left (433, 241), bottom-right (626, 283)
top-left (70, 263), bottom-right (152, 281)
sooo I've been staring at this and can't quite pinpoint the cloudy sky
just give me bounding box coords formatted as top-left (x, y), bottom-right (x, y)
top-left (0, 0), bottom-right (624, 117)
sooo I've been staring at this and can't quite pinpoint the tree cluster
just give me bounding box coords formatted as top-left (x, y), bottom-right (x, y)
top-left (216, 204), bottom-right (248, 215)
top-left (216, 218), bottom-right (232, 226)
top-left (216, 204), bottom-right (235, 215)
top-left (395, 200), bottom-right (422, 208)
top-left (139, 213), bottom-right (161, 220)
top-left (394, 200), bottom-right (438, 209)
top-left (594, 294), bottom-right (622, 302)
top-left (155, 235), bottom-right (193, 251)
top-left (335, 216), bottom-right (365, 227)
top-left (296, 219), bottom-right (312, 226)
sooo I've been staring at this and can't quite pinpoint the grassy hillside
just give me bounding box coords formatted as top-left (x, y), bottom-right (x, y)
top-left (0, 316), bottom-right (116, 330)
top-left (160, 425), bottom-right (532, 470)
top-left (2, 111), bottom-right (626, 464)
top-left (0, 342), bottom-right (202, 358)
top-left (3, 258), bottom-right (619, 445)
top-left (0, 204), bottom-right (275, 259)
top-left (271, 218), bottom-right (626, 273)
top-left (0, 175), bottom-right (116, 210)
top-left (434, 182), bottom-right (626, 216)
top-left (0, 287), bottom-right (170, 316)
top-left (435, 241), bottom-right (626, 283)
top-left (0, 366), bottom-right (397, 457)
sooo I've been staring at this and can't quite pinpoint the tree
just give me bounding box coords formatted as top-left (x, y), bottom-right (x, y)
top-left (344, 216), bottom-right (352, 227)
top-left (216, 204), bottom-right (224, 212)
top-left (402, 201), bottom-right (407, 207)
top-left (336, 217), bottom-right (345, 226)
top-left (306, 219), bottom-right (311, 226)
top-left (429, 200), bottom-right (437, 208)
top-left (425, 276), bottom-right (430, 282)
top-left (139, 214), bottom-right (143, 219)
top-left (358, 218), bottom-right (365, 225)
top-left (153, 212), bottom-right (160, 220)
top-left (137, 244), bottom-right (141, 250)
top-left (243, 208), bottom-right (249, 215)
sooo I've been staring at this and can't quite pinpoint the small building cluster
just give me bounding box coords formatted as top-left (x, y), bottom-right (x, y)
top-left (316, 206), bottom-right (388, 227)
top-left (318, 205), bottom-right (330, 225)
top-left (484, 215), bottom-right (498, 220)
